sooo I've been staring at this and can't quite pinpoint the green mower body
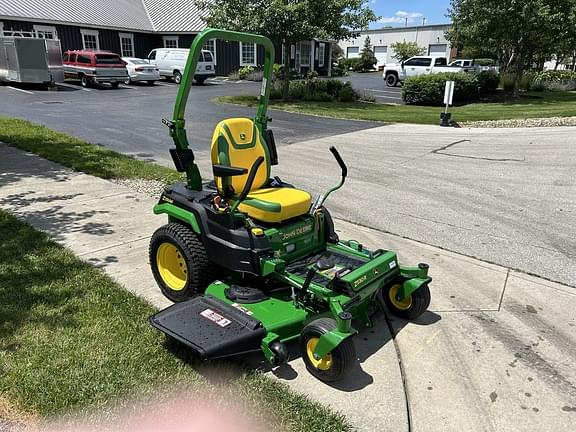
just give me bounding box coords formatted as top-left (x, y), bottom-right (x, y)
top-left (149, 28), bottom-right (432, 382)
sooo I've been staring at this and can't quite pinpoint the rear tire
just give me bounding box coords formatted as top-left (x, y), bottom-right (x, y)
top-left (149, 223), bottom-right (216, 302)
top-left (299, 318), bottom-right (356, 382)
top-left (385, 73), bottom-right (398, 87)
top-left (124, 78), bottom-right (132, 85)
top-left (80, 75), bottom-right (90, 88)
top-left (110, 82), bottom-right (120, 89)
top-left (173, 71), bottom-right (182, 84)
top-left (147, 80), bottom-right (156, 85)
top-left (382, 282), bottom-right (431, 320)
top-left (195, 77), bottom-right (206, 85)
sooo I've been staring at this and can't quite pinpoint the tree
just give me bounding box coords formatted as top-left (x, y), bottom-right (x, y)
top-left (447, 0), bottom-right (575, 95)
top-left (331, 43), bottom-right (344, 60)
top-left (390, 41), bottom-right (425, 62)
top-left (194, 0), bottom-right (377, 99)
top-left (357, 36), bottom-right (377, 71)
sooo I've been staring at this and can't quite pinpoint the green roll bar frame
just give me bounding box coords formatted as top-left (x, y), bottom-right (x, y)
top-left (168, 28), bottom-right (275, 191)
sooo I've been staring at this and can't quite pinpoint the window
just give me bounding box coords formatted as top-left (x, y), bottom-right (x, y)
top-left (318, 43), bottom-right (325, 67)
top-left (0, 22), bottom-right (3, 36)
top-left (81, 29), bottom-right (99, 50)
top-left (404, 57), bottom-right (432, 67)
top-left (434, 58), bottom-right (447, 66)
top-left (148, 50), bottom-right (156, 60)
top-left (62, 53), bottom-right (69, 62)
top-left (202, 51), bottom-right (213, 63)
top-left (34, 25), bottom-right (57, 39)
top-left (299, 42), bottom-right (311, 66)
top-left (96, 54), bottom-right (122, 65)
top-left (77, 54), bottom-right (91, 64)
top-left (290, 44), bottom-right (295, 60)
top-left (346, 46), bottom-right (359, 58)
top-left (203, 39), bottom-right (217, 65)
top-left (163, 36), bottom-right (178, 48)
top-left (119, 33), bottom-right (134, 57)
top-left (240, 42), bottom-right (256, 66)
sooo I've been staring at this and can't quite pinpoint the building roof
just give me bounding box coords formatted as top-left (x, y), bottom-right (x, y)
top-left (0, 0), bottom-right (207, 33)
top-left (360, 23), bottom-right (452, 34)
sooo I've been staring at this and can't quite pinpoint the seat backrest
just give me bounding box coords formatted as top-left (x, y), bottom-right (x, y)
top-left (210, 118), bottom-right (270, 195)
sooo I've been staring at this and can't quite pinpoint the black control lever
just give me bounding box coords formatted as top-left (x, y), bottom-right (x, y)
top-left (299, 267), bottom-right (316, 301)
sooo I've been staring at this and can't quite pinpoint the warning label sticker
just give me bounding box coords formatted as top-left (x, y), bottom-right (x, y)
top-left (231, 303), bottom-right (253, 316)
top-left (200, 308), bottom-right (232, 327)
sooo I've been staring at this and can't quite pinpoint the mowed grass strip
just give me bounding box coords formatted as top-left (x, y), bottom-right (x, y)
top-left (0, 117), bottom-right (181, 183)
top-left (214, 91), bottom-right (576, 124)
top-left (0, 211), bottom-right (350, 431)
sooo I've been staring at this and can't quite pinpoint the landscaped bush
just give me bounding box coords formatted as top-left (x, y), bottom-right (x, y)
top-left (477, 70), bottom-right (500, 93)
top-left (273, 78), bottom-right (359, 102)
top-left (272, 63), bottom-right (284, 80)
top-left (500, 73), bottom-right (516, 92)
top-left (238, 65), bottom-right (254, 80)
top-left (532, 70), bottom-right (576, 91)
top-left (475, 58), bottom-right (496, 67)
top-left (402, 72), bottom-right (479, 105)
top-left (338, 57), bottom-right (361, 72)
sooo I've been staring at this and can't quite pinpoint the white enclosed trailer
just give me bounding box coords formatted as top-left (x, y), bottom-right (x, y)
top-left (0, 32), bottom-right (64, 85)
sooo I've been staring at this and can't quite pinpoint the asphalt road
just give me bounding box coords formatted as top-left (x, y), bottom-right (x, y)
top-left (0, 79), bottom-right (382, 164)
top-left (338, 71), bottom-right (403, 104)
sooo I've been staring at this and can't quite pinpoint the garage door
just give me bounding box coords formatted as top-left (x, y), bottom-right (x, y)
top-left (374, 46), bottom-right (387, 66)
top-left (347, 46), bottom-right (359, 58)
top-left (428, 44), bottom-right (447, 56)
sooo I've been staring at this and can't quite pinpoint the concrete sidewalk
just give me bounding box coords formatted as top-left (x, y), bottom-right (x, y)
top-left (1, 144), bottom-right (575, 431)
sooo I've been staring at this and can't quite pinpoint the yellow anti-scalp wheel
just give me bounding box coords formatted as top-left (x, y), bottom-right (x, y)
top-left (383, 282), bottom-right (431, 320)
top-left (149, 223), bottom-right (215, 302)
top-left (299, 318), bottom-right (356, 382)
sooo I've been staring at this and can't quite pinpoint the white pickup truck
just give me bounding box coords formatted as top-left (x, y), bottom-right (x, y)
top-left (382, 56), bottom-right (463, 87)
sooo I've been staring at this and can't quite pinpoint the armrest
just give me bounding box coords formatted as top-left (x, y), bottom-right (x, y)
top-left (212, 164), bottom-right (248, 177)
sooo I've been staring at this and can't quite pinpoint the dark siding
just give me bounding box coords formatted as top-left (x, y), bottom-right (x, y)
top-left (135, 33), bottom-right (162, 58)
top-left (56, 25), bottom-right (82, 51)
top-left (98, 28), bottom-right (121, 54)
top-left (178, 34), bottom-right (195, 48)
top-left (215, 40), bottom-right (239, 76)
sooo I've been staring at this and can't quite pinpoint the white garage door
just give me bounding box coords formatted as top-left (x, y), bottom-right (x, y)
top-left (374, 46), bottom-right (387, 66)
top-left (347, 46), bottom-right (359, 58)
top-left (428, 44), bottom-right (447, 56)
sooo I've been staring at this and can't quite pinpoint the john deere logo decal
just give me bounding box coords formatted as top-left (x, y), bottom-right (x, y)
top-left (240, 132), bottom-right (246, 140)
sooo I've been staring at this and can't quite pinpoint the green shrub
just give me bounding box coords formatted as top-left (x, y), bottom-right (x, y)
top-left (402, 72), bottom-right (479, 105)
top-left (477, 71), bottom-right (500, 93)
top-left (532, 70), bottom-right (576, 91)
top-left (338, 58), bottom-right (360, 72)
top-left (306, 70), bottom-right (319, 79)
top-left (272, 63), bottom-right (284, 80)
top-left (238, 65), bottom-right (254, 80)
top-left (500, 73), bottom-right (516, 92)
top-left (520, 71), bottom-right (536, 92)
top-left (475, 58), bottom-right (495, 66)
top-left (285, 78), bottom-right (358, 102)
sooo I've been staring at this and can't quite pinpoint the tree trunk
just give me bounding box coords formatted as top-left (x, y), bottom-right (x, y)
top-left (512, 53), bottom-right (524, 98)
top-left (282, 42), bottom-right (291, 100)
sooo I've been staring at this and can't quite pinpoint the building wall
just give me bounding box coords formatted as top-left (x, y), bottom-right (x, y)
top-left (339, 24), bottom-right (453, 66)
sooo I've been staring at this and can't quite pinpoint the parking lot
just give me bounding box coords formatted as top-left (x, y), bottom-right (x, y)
top-left (338, 71), bottom-right (403, 104)
top-left (0, 78), bottom-right (382, 165)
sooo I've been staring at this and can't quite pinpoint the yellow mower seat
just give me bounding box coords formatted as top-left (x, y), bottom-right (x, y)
top-left (211, 118), bottom-right (311, 223)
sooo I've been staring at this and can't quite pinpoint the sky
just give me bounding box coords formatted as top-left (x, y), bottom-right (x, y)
top-left (367, 0), bottom-right (452, 29)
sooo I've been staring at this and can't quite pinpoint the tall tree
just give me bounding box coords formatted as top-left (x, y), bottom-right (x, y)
top-left (447, 0), bottom-right (570, 95)
top-left (390, 41), bottom-right (425, 62)
top-left (357, 36), bottom-right (377, 71)
top-left (194, 0), bottom-right (377, 98)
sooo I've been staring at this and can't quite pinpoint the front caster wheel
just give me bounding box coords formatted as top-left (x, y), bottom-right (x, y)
top-left (149, 223), bottom-right (215, 302)
top-left (382, 283), bottom-right (431, 320)
top-left (299, 318), bottom-right (356, 382)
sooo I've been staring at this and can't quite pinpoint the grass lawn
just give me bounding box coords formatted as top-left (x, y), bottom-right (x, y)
top-left (0, 211), bottom-right (350, 431)
top-left (214, 91), bottom-right (576, 124)
top-left (0, 117), bottom-right (182, 183)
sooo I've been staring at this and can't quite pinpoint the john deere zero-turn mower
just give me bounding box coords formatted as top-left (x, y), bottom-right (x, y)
top-left (149, 29), bottom-right (432, 382)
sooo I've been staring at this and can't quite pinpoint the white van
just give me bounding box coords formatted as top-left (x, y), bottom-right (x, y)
top-left (147, 48), bottom-right (215, 84)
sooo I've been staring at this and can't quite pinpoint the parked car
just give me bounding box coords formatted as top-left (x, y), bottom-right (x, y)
top-left (121, 57), bottom-right (160, 85)
top-left (449, 59), bottom-right (500, 74)
top-left (147, 48), bottom-right (215, 84)
top-left (382, 56), bottom-right (463, 87)
top-left (63, 50), bottom-right (128, 88)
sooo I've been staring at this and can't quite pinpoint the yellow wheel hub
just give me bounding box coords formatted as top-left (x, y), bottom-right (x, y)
top-left (306, 337), bottom-right (333, 371)
top-left (389, 284), bottom-right (412, 310)
top-left (156, 243), bottom-right (187, 291)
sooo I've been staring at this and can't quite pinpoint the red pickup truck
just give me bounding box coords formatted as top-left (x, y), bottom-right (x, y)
top-left (63, 50), bottom-right (128, 88)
